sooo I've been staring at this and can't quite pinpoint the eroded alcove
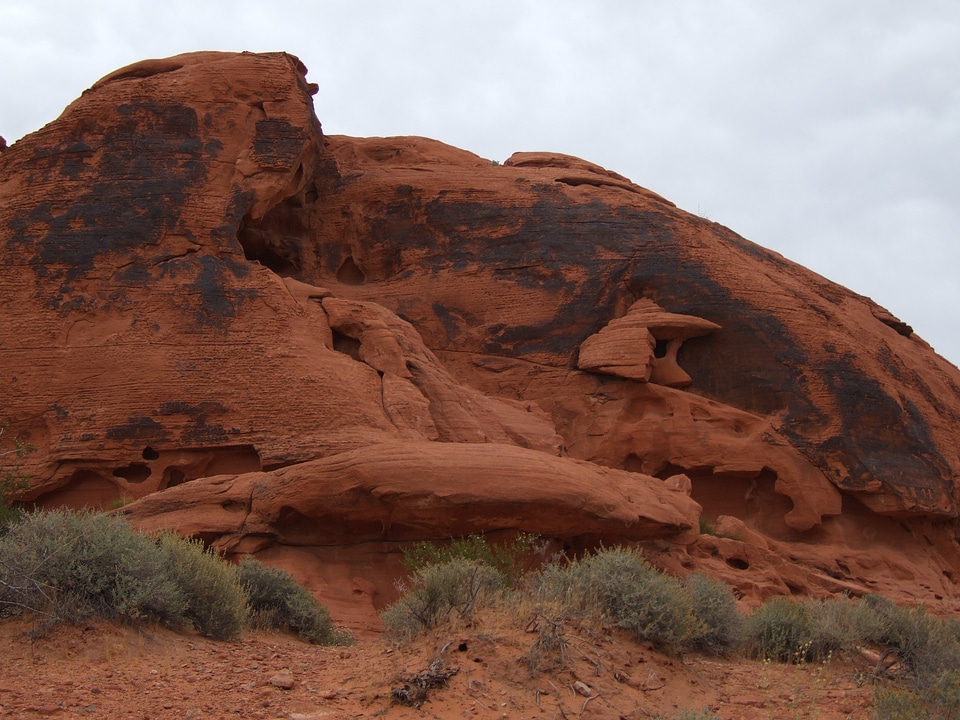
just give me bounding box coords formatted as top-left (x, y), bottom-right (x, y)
top-left (237, 192), bottom-right (313, 277)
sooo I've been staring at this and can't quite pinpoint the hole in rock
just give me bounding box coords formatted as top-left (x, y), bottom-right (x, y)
top-left (194, 532), bottom-right (221, 547)
top-left (458, 642), bottom-right (468, 652)
top-left (236, 195), bottom-right (308, 277)
top-left (725, 557), bottom-right (749, 570)
top-left (653, 338), bottom-right (669, 359)
top-left (142, 446), bottom-right (160, 461)
top-left (164, 467), bottom-right (186, 488)
top-left (332, 330), bottom-right (363, 362)
top-left (238, 226), bottom-right (302, 275)
top-left (653, 462), bottom-right (691, 480)
top-left (113, 463), bottom-right (152, 484)
top-left (336, 256), bottom-right (365, 285)
top-left (624, 453), bottom-right (646, 474)
top-left (650, 463), bottom-right (797, 541)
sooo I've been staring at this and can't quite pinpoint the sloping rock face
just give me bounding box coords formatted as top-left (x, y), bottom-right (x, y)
top-left (3, 52), bottom-right (960, 629)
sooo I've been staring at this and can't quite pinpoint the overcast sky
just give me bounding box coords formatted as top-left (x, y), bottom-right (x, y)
top-left (2, 1), bottom-right (958, 365)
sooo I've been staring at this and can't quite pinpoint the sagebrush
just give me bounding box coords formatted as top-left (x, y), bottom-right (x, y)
top-left (155, 531), bottom-right (248, 640)
top-left (0, 509), bottom-right (347, 644)
top-left (532, 547), bottom-right (706, 654)
top-left (0, 510), bottom-right (188, 631)
top-left (401, 532), bottom-right (538, 582)
top-left (237, 558), bottom-right (352, 645)
top-left (381, 558), bottom-right (505, 638)
top-left (0, 423), bottom-right (32, 530)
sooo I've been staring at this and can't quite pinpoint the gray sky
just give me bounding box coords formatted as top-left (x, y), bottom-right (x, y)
top-left (2, 1), bottom-right (958, 365)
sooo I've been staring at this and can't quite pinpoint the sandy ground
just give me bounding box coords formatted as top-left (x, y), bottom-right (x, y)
top-left (0, 612), bottom-right (878, 719)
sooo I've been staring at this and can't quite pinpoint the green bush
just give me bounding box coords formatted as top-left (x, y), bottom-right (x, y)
top-left (872, 685), bottom-right (929, 720)
top-left (858, 595), bottom-right (960, 689)
top-left (237, 558), bottom-right (351, 645)
top-left (873, 672), bottom-right (960, 719)
top-left (402, 532), bottom-right (538, 583)
top-left (381, 558), bottom-right (505, 638)
top-left (744, 593), bottom-right (960, 676)
top-left (532, 547), bottom-right (700, 653)
top-left (686, 572), bottom-right (744, 655)
top-left (0, 423), bottom-right (33, 531)
top-left (809, 596), bottom-right (862, 657)
top-left (155, 532), bottom-right (248, 641)
top-left (0, 510), bottom-right (186, 629)
top-left (0, 509), bottom-right (359, 645)
top-left (923, 670), bottom-right (960, 718)
top-left (744, 595), bottom-right (855, 663)
top-left (746, 596), bottom-right (815, 663)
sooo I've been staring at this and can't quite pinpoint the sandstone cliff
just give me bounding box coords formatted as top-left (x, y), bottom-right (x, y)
top-left (3, 52), bottom-right (959, 630)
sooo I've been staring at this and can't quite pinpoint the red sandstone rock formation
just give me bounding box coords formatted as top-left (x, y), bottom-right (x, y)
top-left (3, 51), bottom-right (960, 629)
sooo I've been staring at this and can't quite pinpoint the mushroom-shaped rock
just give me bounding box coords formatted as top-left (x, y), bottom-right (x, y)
top-left (577, 321), bottom-right (657, 381)
top-left (578, 299), bottom-right (721, 387)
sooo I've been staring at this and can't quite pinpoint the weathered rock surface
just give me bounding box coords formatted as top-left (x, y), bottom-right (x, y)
top-left (3, 51), bottom-right (960, 628)
top-left (577, 298), bottom-right (722, 386)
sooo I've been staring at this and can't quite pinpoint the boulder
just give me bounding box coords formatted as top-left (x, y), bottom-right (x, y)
top-left (3, 51), bottom-right (960, 627)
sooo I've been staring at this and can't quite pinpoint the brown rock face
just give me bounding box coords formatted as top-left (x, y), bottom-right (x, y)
top-left (3, 51), bottom-right (960, 628)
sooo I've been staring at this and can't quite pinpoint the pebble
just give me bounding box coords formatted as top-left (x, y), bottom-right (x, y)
top-left (268, 669), bottom-right (296, 690)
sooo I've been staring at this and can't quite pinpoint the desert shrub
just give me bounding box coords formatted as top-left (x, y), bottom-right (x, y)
top-left (923, 670), bottom-right (960, 719)
top-left (813, 596), bottom-right (860, 650)
top-left (402, 532), bottom-right (538, 583)
top-left (746, 596), bottom-right (815, 662)
top-left (532, 547), bottom-right (700, 653)
top-left (237, 558), bottom-right (351, 645)
top-left (155, 532), bottom-right (248, 641)
top-left (744, 595), bottom-right (856, 663)
top-left (523, 612), bottom-right (570, 674)
top-left (796, 595), bottom-right (865, 662)
top-left (872, 685), bottom-right (929, 720)
top-left (0, 423), bottom-right (33, 531)
top-left (686, 572), bottom-right (744, 655)
top-left (745, 593), bottom-right (960, 684)
top-left (0, 510), bottom-right (186, 629)
top-left (381, 558), bottom-right (505, 638)
top-left (873, 671), bottom-right (960, 720)
top-left (857, 595), bottom-right (960, 689)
